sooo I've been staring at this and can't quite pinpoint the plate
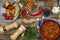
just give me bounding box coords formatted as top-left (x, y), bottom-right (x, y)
top-left (19, 0), bottom-right (41, 16)
top-left (0, 0), bottom-right (19, 22)
top-left (28, 2), bottom-right (42, 16)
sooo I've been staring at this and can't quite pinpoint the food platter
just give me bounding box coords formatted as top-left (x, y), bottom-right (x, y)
top-left (19, 0), bottom-right (43, 17)
top-left (0, 0), bottom-right (19, 22)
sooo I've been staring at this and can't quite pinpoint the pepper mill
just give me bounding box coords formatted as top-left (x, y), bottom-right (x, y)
top-left (5, 22), bottom-right (18, 31)
top-left (0, 27), bottom-right (4, 34)
top-left (10, 24), bottom-right (26, 40)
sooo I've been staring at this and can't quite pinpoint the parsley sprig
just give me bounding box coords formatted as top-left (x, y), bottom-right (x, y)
top-left (24, 26), bottom-right (37, 40)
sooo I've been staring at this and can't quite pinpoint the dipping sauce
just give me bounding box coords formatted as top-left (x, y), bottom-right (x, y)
top-left (40, 20), bottom-right (60, 40)
top-left (20, 8), bottom-right (27, 16)
top-left (20, 8), bottom-right (31, 18)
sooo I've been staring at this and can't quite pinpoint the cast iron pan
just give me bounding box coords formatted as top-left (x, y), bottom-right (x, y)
top-left (39, 20), bottom-right (60, 40)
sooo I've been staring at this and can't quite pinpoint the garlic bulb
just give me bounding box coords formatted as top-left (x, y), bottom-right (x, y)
top-left (52, 7), bottom-right (60, 14)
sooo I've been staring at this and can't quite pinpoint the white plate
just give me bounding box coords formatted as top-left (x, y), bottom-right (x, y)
top-left (0, 0), bottom-right (19, 22)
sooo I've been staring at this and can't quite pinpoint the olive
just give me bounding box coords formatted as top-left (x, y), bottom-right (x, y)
top-left (43, 8), bottom-right (51, 17)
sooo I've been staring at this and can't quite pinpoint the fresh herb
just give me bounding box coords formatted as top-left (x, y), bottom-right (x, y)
top-left (24, 26), bottom-right (37, 40)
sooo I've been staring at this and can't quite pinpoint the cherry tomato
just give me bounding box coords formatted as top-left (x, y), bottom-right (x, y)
top-left (9, 16), bottom-right (13, 20)
top-left (5, 16), bottom-right (9, 20)
top-left (2, 13), bottom-right (7, 17)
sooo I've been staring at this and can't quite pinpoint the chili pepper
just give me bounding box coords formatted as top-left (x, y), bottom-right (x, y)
top-left (30, 7), bottom-right (43, 16)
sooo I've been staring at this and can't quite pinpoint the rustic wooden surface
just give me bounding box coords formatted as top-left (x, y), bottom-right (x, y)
top-left (0, 0), bottom-right (59, 40)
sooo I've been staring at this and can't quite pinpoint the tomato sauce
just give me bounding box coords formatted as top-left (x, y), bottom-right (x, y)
top-left (20, 9), bottom-right (27, 16)
top-left (40, 20), bottom-right (60, 40)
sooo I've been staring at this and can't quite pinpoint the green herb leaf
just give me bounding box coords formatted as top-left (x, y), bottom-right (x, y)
top-left (24, 26), bottom-right (37, 40)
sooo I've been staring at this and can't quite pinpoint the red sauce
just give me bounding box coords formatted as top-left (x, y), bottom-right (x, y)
top-left (21, 9), bottom-right (27, 16)
top-left (40, 20), bottom-right (60, 40)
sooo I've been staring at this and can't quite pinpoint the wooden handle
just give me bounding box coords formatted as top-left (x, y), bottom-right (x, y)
top-left (0, 27), bottom-right (4, 34)
top-left (5, 22), bottom-right (18, 31)
top-left (10, 24), bottom-right (26, 40)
